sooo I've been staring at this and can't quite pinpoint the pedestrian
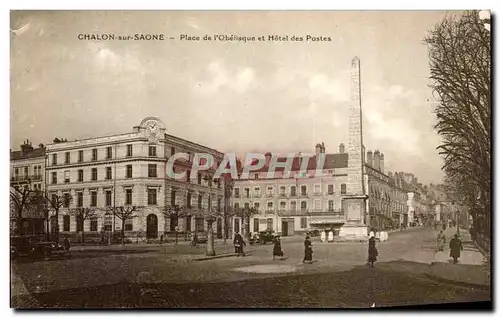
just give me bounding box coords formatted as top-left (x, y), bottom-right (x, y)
top-left (437, 230), bottom-right (446, 252)
top-left (191, 232), bottom-right (198, 246)
top-left (367, 235), bottom-right (378, 268)
top-left (320, 230), bottom-right (326, 243)
top-left (328, 229), bottom-right (334, 242)
top-left (469, 226), bottom-right (476, 241)
top-left (449, 234), bottom-right (463, 264)
top-left (63, 237), bottom-right (71, 252)
top-left (303, 235), bottom-right (313, 263)
top-left (434, 222), bottom-right (437, 231)
top-left (233, 231), bottom-right (246, 257)
top-left (272, 236), bottom-right (284, 260)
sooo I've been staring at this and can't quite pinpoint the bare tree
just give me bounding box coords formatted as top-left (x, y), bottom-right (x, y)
top-left (10, 185), bottom-right (38, 235)
top-left (69, 207), bottom-right (98, 244)
top-left (425, 11), bottom-right (491, 239)
top-left (106, 206), bottom-right (142, 245)
top-left (47, 192), bottom-right (73, 241)
top-left (162, 205), bottom-right (187, 243)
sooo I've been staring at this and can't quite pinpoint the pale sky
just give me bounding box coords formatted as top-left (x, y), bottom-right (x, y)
top-left (10, 10), bottom-right (462, 185)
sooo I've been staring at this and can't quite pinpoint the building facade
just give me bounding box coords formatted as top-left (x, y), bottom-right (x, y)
top-left (10, 140), bottom-right (47, 235)
top-left (44, 117), bottom-right (227, 242)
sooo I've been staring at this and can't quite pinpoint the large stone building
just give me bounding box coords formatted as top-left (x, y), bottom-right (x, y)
top-left (44, 117), bottom-right (227, 242)
top-left (10, 140), bottom-right (47, 235)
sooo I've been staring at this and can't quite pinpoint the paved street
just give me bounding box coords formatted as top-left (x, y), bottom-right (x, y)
top-left (11, 227), bottom-right (490, 308)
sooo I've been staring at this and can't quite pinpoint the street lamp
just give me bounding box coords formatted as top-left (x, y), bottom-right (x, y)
top-left (204, 174), bottom-right (216, 256)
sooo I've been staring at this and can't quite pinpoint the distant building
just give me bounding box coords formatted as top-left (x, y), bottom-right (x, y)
top-left (10, 140), bottom-right (47, 235)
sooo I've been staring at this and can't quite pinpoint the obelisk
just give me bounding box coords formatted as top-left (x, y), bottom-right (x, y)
top-left (339, 57), bottom-right (368, 240)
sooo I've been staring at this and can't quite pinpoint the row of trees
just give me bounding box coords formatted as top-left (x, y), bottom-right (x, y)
top-left (425, 11), bottom-right (491, 241)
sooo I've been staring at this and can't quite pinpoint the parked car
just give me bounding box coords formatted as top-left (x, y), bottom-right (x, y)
top-left (249, 230), bottom-right (275, 245)
top-left (11, 236), bottom-right (66, 259)
top-left (306, 229), bottom-right (320, 237)
top-left (192, 232), bottom-right (208, 244)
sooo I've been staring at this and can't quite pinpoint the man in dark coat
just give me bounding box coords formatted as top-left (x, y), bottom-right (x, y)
top-left (368, 236), bottom-right (378, 267)
top-left (273, 236), bottom-right (284, 260)
top-left (449, 234), bottom-right (463, 264)
top-left (63, 237), bottom-right (71, 252)
top-left (303, 236), bottom-right (313, 263)
top-left (233, 231), bottom-right (246, 256)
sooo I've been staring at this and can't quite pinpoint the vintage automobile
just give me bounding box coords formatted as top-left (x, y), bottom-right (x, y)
top-left (249, 230), bottom-right (275, 245)
top-left (11, 236), bottom-right (67, 259)
top-left (306, 229), bottom-right (321, 237)
top-left (191, 232), bottom-right (208, 244)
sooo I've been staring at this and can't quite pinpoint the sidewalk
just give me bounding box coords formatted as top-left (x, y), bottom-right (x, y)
top-left (427, 226), bottom-right (490, 288)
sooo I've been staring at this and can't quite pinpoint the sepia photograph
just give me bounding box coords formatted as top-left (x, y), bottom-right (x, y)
top-left (9, 9), bottom-right (491, 309)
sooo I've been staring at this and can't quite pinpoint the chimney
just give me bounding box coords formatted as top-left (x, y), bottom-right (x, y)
top-left (380, 153), bottom-right (384, 173)
top-left (315, 143), bottom-right (322, 158)
top-left (367, 150), bottom-right (373, 166)
top-left (265, 152), bottom-right (272, 167)
top-left (20, 139), bottom-right (34, 154)
top-left (374, 150), bottom-right (380, 171)
top-left (339, 143), bottom-right (345, 154)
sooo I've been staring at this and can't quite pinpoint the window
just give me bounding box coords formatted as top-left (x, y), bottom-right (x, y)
top-left (126, 165), bottom-right (132, 178)
top-left (105, 190), bottom-right (112, 206)
top-left (267, 202), bottom-right (273, 211)
top-left (77, 192), bottom-right (83, 207)
top-left (52, 154), bottom-right (57, 165)
top-left (314, 200), bottom-right (321, 211)
top-left (126, 189), bottom-right (132, 205)
top-left (63, 193), bottom-right (71, 208)
top-left (51, 172), bottom-right (57, 184)
top-left (24, 166), bottom-right (29, 176)
top-left (106, 147), bottom-right (112, 159)
top-left (186, 192), bottom-right (191, 208)
top-left (92, 149), bottom-right (98, 161)
top-left (170, 146), bottom-right (175, 156)
top-left (76, 215), bottom-right (84, 232)
top-left (90, 218), bottom-right (98, 232)
top-left (234, 188), bottom-right (240, 198)
top-left (254, 202), bottom-right (260, 210)
top-left (63, 215), bottom-right (70, 231)
top-left (291, 201), bottom-right (297, 211)
top-left (78, 150), bottom-right (84, 162)
top-left (254, 174), bottom-right (259, 180)
top-left (328, 184), bottom-right (334, 195)
top-left (328, 200), bottom-right (334, 212)
top-left (234, 202), bottom-right (240, 212)
top-left (290, 186), bottom-right (296, 197)
top-left (78, 169), bottom-right (83, 182)
top-left (171, 190), bottom-right (177, 207)
top-left (148, 145), bottom-right (157, 157)
top-left (64, 170), bottom-right (70, 184)
top-left (195, 218), bottom-right (204, 232)
top-left (148, 189), bottom-right (157, 205)
top-left (267, 186), bottom-right (273, 196)
top-left (341, 183), bottom-right (347, 194)
top-left (14, 167), bottom-right (19, 176)
top-left (280, 201), bottom-right (286, 210)
top-left (217, 199), bottom-right (221, 212)
top-left (186, 170), bottom-right (191, 182)
top-left (90, 191), bottom-right (97, 207)
top-left (267, 218), bottom-right (273, 231)
top-left (104, 217), bottom-right (112, 232)
top-left (300, 217), bottom-right (307, 229)
top-left (314, 184), bottom-right (321, 194)
top-left (244, 202), bottom-right (250, 210)
top-left (127, 144), bottom-right (133, 157)
top-left (279, 186), bottom-right (286, 196)
top-left (244, 188), bottom-right (250, 198)
top-left (125, 220), bottom-right (133, 231)
top-left (65, 152), bottom-right (70, 164)
top-left (106, 167), bottom-right (112, 180)
top-left (198, 194), bottom-right (203, 209)
top-left (254, 187), bottom-right (260, 196)
top-left (148, 164), bottom-right (157, 177)
top-left (301, 185), bottom-right (307, 195)
top-left (301, 201), bottom-right (307, 211)
top-left (91, 168), bottom-right (97, 181)
top-left (254, 218), bottom-right (259, 232)
top-left (197, 172), bottom-right (202, 185)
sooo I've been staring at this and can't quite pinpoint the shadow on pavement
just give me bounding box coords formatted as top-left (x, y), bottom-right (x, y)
top-left (12, 249), bottom-right (156, 264)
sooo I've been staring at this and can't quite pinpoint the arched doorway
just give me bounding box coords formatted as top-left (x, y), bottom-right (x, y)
top-left (146, 214), bottom-right (158, 239)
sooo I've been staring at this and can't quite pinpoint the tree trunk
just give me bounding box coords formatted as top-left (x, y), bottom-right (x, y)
top-left (82, 229), bottom-right (85, 244)
top-left (55, 209), bottom-right (60, 242)
top-left (122, 219), bottom-right (126, 246)
top-left (206, 220), bottom-right (215, 256)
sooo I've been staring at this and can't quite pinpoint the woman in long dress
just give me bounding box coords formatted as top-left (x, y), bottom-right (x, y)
top-left (368, 236), bottom-right (378, 267)
top-left (272, 236), bottom-right (284, 260)
top-left (437, 230), bottom-right (446, 251)
top-left (303, 236), bottom-right (313, 263)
